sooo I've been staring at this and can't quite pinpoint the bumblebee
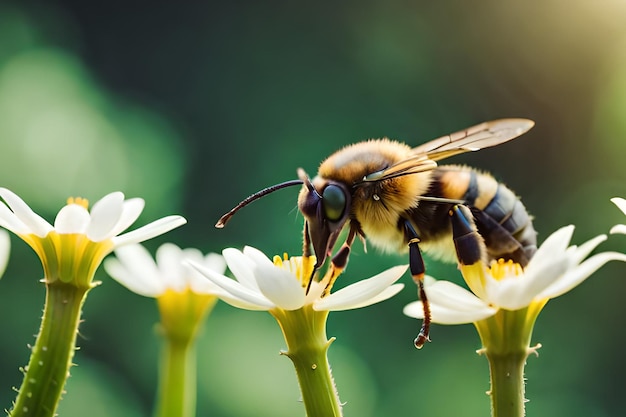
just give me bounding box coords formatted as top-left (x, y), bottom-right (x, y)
top-left (217, 119), bottom-right (536, 347)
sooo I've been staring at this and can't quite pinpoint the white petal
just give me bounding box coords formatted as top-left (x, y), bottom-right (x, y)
top-left (242, 246), bottom-right (276, 268)
top-left (0, 188), bottom-right (53, 237)
top-left (107, 198), bottom-right (145, 238)
top-left (304, 280), bottom-right (326, 305)
top-left (203, 253), bottom-right (227, 275)
top-left (182, 247), bottom-right (205, 266)
top-left (156, 243), bottom-right (185, 291)
top-left (86, 192), bottom-right (125, 241)
top-left (321, 283), bottom-right (405, 311)
top-left (242, 246), bottom-right (309, 308)
top-left (490, 256), bottom-right (569, 310)
top-left (314, 265), bottom-right (407, 311)
top-left (611, 197), bottom-right (626, 216)
top-left (114, 243), bottom-right (162, 276)
top-left (0, 203), bottom-right (31, 235)
top-left (538, 252), bottom-right (626, 300)
top-left (54, 204), bottom-right (91, 234)
top-left (0, 229), bottom-right (10, 277)
top-left (187, 260), bottom-right (274, 309)
top-left (253, 261), bottom-right (306, 310)
top-left (111, 215), bottom-right (187, 247)
top-left (222, 248), bottom-right (259, 291)
top-left (485, 276), bottom-right (529, 310)
top-left (425, 277), bottom-right (492, 312)
top-left (526, 225), bottom-right (574, 272)
top-left (207, 289), bottom-right (272, 311)
top-left (103, 257), bottom-right (164, 297)
top-left (406, 276), bottom-right (498, 324)
top-left (570, 234), bottom-right (607, 265)
top-left (403, 300), bottom-right (496, 324)
top-left (181, 249), bottom-right (223, 294)
top-left (188, 274), bottom-right (222, 294)
top-left (189, 252), bottom-right (227, 294)
top-left (609, 224), bottom-right (626, 235)
top-left (107, 244), bottom-right (165, 295)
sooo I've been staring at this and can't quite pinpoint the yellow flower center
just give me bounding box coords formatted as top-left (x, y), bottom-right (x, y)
top-left (489, 259), bottom-right (523, 281)
top-left (273, 253), bottom-right (316, 287)
top-left (157, 288), bottom-right (218, 343)
top-left (66, 197), bottom-right (89, 209)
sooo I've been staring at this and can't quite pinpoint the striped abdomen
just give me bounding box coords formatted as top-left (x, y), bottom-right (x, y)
top-left (413, 165), bottom-right (537, 267)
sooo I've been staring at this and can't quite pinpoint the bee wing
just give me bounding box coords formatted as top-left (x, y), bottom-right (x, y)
top-left (411, 118), bottom-right (534, 161)
top-left (360, 118), bottom-right (533, 183)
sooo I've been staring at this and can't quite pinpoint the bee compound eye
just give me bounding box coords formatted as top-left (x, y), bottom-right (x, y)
top-left (322, 184), bottom-right (346, 222)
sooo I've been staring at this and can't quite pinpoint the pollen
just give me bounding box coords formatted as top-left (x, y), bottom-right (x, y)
top-left (272, 253), bottom-right (316, 287)
top-left (66, 197), bottom-right (89, 209)
top-left (489, 258), bottom-right (523, 280)
top-left (273, 255), bottom-right (285, 268)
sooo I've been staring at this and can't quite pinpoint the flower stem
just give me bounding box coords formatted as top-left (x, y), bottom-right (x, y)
top-left (485, 352), bottom-right (526, 417)
top-left (288, 340), bottom-right (341, 417)
top-left (475, 307), bottom-right (537, 417)
top-left (154, 291), bottom-right (217, 417)
top-left (155, 338), bottom-right (196, 417)
top-left (272, 307), bottom-right (343, 417)
top-left (10, 282), bottom-right (89, 417)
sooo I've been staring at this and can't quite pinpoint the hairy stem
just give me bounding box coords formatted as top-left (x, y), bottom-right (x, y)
top-left (486, 352), bottom-right (527, 417)
top-left (10, 282), bottom-right (88, 417)
top-left (273, 307), bottom-right (343, 417)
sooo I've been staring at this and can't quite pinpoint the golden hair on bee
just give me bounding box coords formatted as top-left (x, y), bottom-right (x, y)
top-left (311, 139), bottom-right (433, 252)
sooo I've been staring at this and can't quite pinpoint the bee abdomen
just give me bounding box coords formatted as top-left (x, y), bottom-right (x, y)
top-left (464, 171), bottom-right (537, 267)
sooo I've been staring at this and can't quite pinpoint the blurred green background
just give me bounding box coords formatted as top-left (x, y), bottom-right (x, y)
top-left (1, 0), bottom-right (626, 416)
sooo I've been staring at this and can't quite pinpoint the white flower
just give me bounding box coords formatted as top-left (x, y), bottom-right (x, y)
top-left (0, 187), bottom-right (186, 286)
top-left (0, 188), bottom-right (185, 246)
top-left (404, 225), bottom-right (626, 325)
top-left (104, 243), bottom-right (226, 298)
top-left (105, 243), bottom-right (227, 340)
top-left (610, 197), bottom-right (626, 235)
top-left (188, 245), bottom-right (407, 312)
top-left (0, 229), bottom-right (10, 278)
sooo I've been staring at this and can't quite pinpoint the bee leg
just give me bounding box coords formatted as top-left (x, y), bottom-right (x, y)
top-left (449, 205), bottom-right (484, 266)
top-left (403, 220), bottom-right (431, 349)
top-left (321, 225), bottom-right (358, 296)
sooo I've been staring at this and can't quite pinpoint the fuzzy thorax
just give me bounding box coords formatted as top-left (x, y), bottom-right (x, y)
top-left (317, 138), bottom-right (432, 253)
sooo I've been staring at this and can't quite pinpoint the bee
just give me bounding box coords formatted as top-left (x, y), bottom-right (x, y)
top-left (216, 119), bottom-right (536, 348)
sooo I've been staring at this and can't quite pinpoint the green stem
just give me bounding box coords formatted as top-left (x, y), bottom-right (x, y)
top-left (273, 307), bottom-right (343, 417)
top-left (485, 352), bottom-right (526, 417)
top-left (155, 337), bottom-right (196, 417)
top-left (288, 340), bottom-right (341, 417)
top-left (475, 307), bottom-right (536, 417)
top-left (10, 282), bottom-right (88, 417)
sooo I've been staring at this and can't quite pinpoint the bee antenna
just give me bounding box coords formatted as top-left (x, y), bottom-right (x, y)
top-left (215, 179), bottom-right (304, 228)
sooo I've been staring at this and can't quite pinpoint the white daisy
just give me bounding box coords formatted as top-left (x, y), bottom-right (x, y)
top-left (0, 187), bottom-right (186, 287)
top-left (188, 245), bottom-right (407, 313)
top-left (105, 242), bottom-right (227, 342)
top-left (189, 245), bottom-right (407, 417)
top-left (404, 225), bottom-right (626, 325)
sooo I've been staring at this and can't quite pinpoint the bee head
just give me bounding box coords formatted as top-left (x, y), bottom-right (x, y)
top-left (297, 168), bottom-right (351, 269)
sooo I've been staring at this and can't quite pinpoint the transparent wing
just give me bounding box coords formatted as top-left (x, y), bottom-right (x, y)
top-left (360, 118), bottom-right (533, 183)
top-left (411, 118), bottom-right (534, 161)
